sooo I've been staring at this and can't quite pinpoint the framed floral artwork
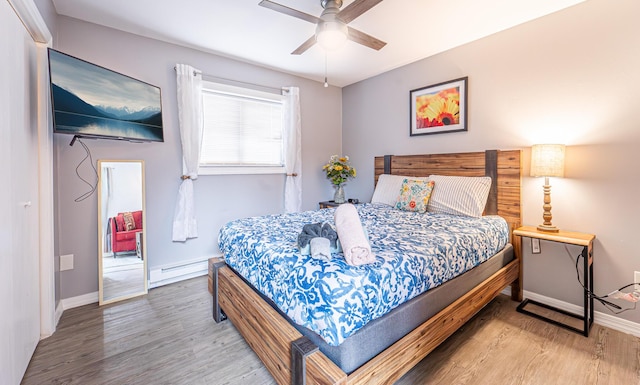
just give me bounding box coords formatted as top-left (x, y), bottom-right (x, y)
top-left (410, 77), bottom-right (467, 136)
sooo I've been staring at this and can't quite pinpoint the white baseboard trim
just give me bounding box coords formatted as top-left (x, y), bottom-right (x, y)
top-left (148, 269), bottom-right (208, 289)
top-left (60, 291), bottom-right (99, 311)
top-left (501, 287), bottom-right (640, 337)
top-left (148, 256), bottom-right (215, 289)
top-left (55, 301), bottom-right (63, 325)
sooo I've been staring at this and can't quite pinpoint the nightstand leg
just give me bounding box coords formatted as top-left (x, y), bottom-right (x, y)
top-left (584, 244), bottom-right (594, 337)
top-left (590, 250), bottom-right (594, 330)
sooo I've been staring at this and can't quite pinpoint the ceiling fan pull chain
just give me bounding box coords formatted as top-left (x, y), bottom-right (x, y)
top-left (324, 53), bottom-right (329, 88)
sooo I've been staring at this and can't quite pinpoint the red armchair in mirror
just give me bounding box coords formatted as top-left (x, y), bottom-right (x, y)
top-left (109, 210), bottom-right (143, 256)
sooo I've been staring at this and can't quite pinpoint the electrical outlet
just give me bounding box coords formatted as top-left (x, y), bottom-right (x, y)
top-left (531, 238), bottom-right (541, 254)
top-left (60, 254), bottom-right (74, 271)
top-left (635, 271), bottom-right (640, 291)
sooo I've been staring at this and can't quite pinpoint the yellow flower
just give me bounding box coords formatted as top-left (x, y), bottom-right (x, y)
top-left (416, 87), bottom-right (460, 127)
top-left (323, 154), bottom-right (356, 186)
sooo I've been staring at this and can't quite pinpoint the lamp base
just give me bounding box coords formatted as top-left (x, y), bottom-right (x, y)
top-left (537, 224), bottom-right (559, 233)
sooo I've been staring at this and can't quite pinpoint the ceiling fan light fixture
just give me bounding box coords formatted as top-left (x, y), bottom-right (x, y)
top-left (315, 2), bottom-right (348, 51)
top-left (316, 23), bottom-right (348, 51)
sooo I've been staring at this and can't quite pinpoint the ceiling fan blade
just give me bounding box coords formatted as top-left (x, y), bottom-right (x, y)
top-left (258, 0), bottom-right (320, 24)
top-left (338, 0), bottom-right (383, 24)
top-left (347, 27), bottom-right (386, 51)
top-left (291, 35), bottom-right (317, 55)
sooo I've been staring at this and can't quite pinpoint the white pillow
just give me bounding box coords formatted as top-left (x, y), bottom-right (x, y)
top-left (371, 174), bottom-right (427, 206)
top-left (427, 175), bottom-right (492, 217)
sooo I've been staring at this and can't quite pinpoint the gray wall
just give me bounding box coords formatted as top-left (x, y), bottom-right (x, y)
top-left (53, 16), bottom-right (342, 299)
top-left (343, 0), bottom-right (640, 324)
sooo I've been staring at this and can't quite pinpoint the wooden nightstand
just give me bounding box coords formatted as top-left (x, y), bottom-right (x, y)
top-left (319, 201), bottom-right (339, 209)
top-left (318, 200), bottom-right (360, 209)
top-left (513, 226), bottom-right (596, 337)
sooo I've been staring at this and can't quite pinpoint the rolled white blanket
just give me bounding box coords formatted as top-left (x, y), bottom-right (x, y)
top-left (334, 204), bottom-right (375, 266)
top-left (310, 237), bottom-right (331, 260)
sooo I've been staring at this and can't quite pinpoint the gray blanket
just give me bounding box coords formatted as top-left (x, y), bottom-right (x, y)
top-left (297, 222), bottom-right (338, 249)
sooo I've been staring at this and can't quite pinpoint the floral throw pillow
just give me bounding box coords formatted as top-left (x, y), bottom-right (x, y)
top-left (395, 179), bottom-right (435, 213)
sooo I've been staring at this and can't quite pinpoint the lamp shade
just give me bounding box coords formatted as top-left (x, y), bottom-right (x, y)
top-left (530, 144), bottom-right (565, 178)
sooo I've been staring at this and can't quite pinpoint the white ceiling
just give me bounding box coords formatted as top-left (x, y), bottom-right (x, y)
top-left (51, 0), bottom-right (586, 87)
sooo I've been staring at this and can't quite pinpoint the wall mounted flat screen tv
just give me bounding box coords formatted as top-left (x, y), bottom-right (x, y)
top-left (48, 48), bottom-right (164, 143)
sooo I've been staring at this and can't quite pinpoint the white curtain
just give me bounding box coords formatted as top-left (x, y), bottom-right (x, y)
top-left (283, 87), bottom-right (302, 213)
top-left (172, 64), bottom-right (203, 241)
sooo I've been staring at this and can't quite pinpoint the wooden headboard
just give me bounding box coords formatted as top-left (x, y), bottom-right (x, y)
top-left (374, 149), bottom-right (522, 236)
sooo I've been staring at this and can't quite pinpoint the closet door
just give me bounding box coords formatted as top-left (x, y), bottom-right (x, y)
top-left (0, 1), bottom-right (42, 383)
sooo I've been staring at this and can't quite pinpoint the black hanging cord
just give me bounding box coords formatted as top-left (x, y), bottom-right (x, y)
top-left (571, 248), bottom-right (637, 314)
top-left (74, 138), bottom-right (98, 202)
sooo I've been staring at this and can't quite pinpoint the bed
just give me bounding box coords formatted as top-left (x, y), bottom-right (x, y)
top-left (208, 149), bottom-right (522, 385)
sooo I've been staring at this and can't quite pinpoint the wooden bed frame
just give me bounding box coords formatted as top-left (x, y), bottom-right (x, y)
top-left (208, 149), bottom-right (522, 385)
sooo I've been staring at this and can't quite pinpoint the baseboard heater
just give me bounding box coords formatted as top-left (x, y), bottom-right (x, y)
top-left (149, 257), bottom-right (214, 288)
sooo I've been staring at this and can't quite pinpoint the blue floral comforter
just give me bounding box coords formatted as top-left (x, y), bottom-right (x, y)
top-left (218, 203), bottom-right (509, 346)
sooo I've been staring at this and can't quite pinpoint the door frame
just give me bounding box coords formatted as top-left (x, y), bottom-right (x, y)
top-left (8, 0), bottom-right (56, 338)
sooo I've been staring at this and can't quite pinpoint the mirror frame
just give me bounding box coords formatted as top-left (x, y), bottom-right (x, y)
top-left (97, 159), bottom-right (148, 305)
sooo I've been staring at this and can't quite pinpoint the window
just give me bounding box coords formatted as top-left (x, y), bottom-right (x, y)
top-left (199, 81), bottom-right (285, 175)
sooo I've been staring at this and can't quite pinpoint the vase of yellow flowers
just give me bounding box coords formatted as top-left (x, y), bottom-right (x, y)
top-left (323, 155), bottom-right (356, 204)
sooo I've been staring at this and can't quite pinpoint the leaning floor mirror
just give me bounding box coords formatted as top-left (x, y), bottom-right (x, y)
top-left (97, 160), bottom-right (148, 305)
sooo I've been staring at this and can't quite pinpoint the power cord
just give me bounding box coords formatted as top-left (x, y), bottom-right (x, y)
top-left (567, 245), bottom-right (638, 315)
top-left (73, 138), bottom-right (98, 202)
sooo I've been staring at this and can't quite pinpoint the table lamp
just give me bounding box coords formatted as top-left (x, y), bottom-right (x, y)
top-left (530, 144), bottom-right (565, 232)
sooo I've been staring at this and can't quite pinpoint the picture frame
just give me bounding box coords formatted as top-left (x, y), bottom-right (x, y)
top-left (410, 77), bottom-right (467, 136)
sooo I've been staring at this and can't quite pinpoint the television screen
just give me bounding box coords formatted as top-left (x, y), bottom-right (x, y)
top-left (48, 48), bottom-right (164, 142)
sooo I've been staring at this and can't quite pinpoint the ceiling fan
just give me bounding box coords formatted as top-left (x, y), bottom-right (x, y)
top-left (259, 0), bottom-right (386, 54)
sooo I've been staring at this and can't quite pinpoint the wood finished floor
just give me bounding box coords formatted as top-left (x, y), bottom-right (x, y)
top-left (22, 276), bottom-right (640, 385)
